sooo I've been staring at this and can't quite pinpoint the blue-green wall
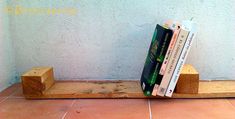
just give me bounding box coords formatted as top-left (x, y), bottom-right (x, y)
top-left (1, 0), bottom-right (235, 90)
top-left (0, 0), bottom-right (16, 91)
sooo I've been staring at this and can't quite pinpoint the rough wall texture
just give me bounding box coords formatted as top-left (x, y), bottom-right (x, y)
top-left (0, 1), bottom-right (16, 91)
top-left (8, 0), bottom-right (235, 80)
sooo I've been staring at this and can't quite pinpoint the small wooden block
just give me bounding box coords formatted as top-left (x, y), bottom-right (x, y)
top-left (175, 64), bottom-right (199, 94)
top-left (21, 67), bottom-right (55, 96)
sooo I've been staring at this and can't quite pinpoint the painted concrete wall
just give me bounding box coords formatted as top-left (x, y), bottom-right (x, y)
top-left (8, 0), bottom-right (235, 80)
top-left (0, 1), bottom-right (16, 91)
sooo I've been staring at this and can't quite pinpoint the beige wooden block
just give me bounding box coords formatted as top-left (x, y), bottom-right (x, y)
top-left (175, 64), bottom-right (199, 94)
top-left (21, 67), bottom-right (55, 96)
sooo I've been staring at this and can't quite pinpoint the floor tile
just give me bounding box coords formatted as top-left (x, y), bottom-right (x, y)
top-left (150, 99), bottom-right (235, 119)
top-left (0, 98), bottom-right (74, 119)
top-left (65, 99), bottom-right (150, 119)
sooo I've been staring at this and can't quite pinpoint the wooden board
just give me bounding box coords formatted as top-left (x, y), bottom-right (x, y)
top-left (21, 65), bottom-right (235, 99)
top-left (25, 80), bottom-right (235, 99)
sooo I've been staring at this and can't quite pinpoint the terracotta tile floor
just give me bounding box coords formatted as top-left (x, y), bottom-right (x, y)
top-left (1, 83), bottom-right (235, 119)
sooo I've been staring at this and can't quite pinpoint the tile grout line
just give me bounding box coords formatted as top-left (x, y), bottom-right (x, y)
top-left (70, 100), bottom-right (76, 107)
top-left (9, 97), bottom-right (24, 99)
top-left (61, 100), bottom-right (76, 119)
top-left (61, 112), bottom-right (68, 119)
top-left (225, 99), bottom-right (235, 109)
top-left (8, 90), bottom-right (24, 99)
top-left (0, 97), bottom-right (8, 104)
top-left (0, 87), bottom-right (18, 104)
top-left (148, 99), bottom-right (152, 119)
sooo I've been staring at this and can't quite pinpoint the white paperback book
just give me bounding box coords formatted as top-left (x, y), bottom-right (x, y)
top-left (165, 21), bottom-right (197, 97)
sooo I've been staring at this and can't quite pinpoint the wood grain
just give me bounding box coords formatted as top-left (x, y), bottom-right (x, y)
top-left (21, 67), bottom-right (54, 96)
top-left (24, 80), bottom-right (235, 99)
top-left (21, 65), bottom-right (235, 99)
top-left (175, 64), bottom-right (199, 94)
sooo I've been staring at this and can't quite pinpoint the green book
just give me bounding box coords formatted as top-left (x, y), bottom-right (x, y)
top-left (140, 24), bottom-right (173, 96)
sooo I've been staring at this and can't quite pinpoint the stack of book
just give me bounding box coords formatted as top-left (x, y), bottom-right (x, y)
top-left (140, 20), bottom-right (197, 97)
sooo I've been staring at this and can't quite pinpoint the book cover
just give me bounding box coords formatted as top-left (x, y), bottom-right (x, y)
top-left (140, 24), bottom-right (173, 96)
top-left (165, 21), bottom-right (197, 97)
top-left (156, 28), bottom-right (189, 96)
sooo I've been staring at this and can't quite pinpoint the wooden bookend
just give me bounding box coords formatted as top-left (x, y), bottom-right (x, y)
top-left (21, 67), bottom-right (55, 96)
top-left (175, 64), bottom-right (199, 94)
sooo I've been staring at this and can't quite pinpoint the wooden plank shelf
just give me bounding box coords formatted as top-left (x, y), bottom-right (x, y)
top-left (21, 65), bottom-right (235, 99)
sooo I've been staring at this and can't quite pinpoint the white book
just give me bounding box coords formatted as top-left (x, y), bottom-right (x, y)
top-left (156, 28), bottom-right (189, 96)
top-left (159, 21), bottom-right (181, 75)
top-left (165, 21), bottom-right (197, 97)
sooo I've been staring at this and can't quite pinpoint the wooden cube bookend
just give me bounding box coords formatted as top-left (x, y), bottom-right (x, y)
top-left (21, 67), bottom-right (55, 96)
top-left (175, 64), bottom-right (199, 94)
